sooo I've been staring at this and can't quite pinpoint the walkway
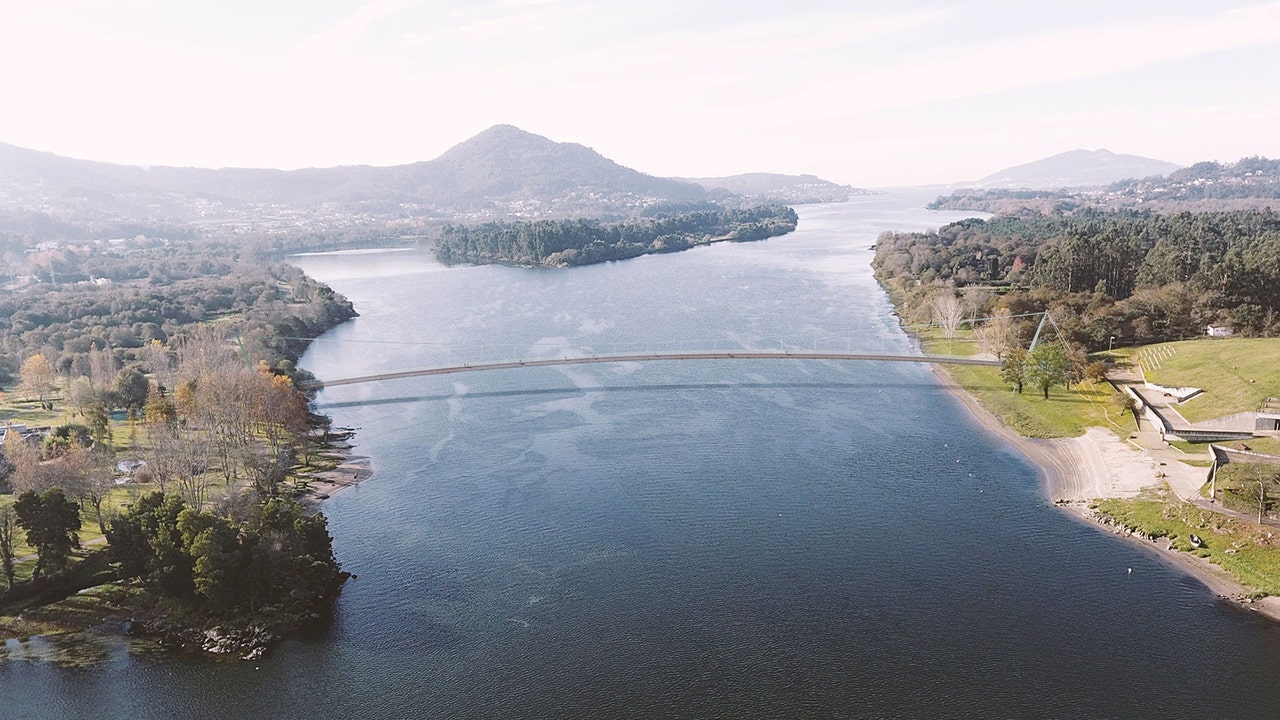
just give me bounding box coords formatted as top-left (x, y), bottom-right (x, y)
top-left (307, 350), bottom-right (1000, 389)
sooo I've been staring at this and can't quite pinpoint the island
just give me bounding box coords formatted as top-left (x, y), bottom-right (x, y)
top-left (434, 205), bottom-right (800, 268)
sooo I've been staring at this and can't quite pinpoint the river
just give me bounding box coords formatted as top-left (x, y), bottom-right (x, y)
top-left (5, 190), bottom-right (1280, 718)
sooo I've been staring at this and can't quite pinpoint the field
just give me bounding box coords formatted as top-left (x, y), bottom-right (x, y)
top-left (1125, 338), bottom-right (1280, 423)
top-left (915, 326), bottom-right (1130, 439)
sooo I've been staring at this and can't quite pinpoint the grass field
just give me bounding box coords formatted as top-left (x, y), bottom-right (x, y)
top-left (915, 326), bottom-right (1131, 439)
top-left (1124, 338), bottom-right (1280, 423)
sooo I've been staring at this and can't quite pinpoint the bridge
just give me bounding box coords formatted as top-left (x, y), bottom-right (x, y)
top-left (305, 351), bottom-right (1000, 389)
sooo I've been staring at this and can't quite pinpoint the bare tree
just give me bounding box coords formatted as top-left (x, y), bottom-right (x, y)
top-left (88, 346), bottom-right (118, 396)
top-left (173, 432), bottom-right (216, 509)
top-left (977, 308), bottom-right (1020, 359)
top-left (81, 448), bottom-right (118, 531)
top-left (66, 376), bottom-right (96, 417)
top-left (138, 340), bottom-right (176, 394)
top-left (930, 292), bottom-right (966, 353)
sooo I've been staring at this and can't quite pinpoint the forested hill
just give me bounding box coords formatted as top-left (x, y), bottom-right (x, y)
top-left (1110, 156), bottom-right (1280, 202)
top-left (0, 243), bottom-right (356, 384)
top-left (435, 205), bottom-right (799, 268)
top-left (873, 208), bottom-right (1280, 348)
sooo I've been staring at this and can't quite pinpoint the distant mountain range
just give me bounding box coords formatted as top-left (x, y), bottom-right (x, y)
top-left (930, 154), bottom-right (1280, 215)
top-left (677, 173), bottom-right (864, 204)
top-left (973, 149), bottom-right (1182, 189)
top-left (0, 126), bottom-right (857, 239)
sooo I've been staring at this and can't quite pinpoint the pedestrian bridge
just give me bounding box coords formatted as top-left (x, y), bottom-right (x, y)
top-left (305, 351), bottom-right (1000, 389)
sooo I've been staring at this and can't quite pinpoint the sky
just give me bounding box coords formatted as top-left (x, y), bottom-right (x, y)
top-left (2, 0), bottom-right (1279, 187)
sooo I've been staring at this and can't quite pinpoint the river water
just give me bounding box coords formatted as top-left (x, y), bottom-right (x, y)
top-left (6, 190), bottom-right (1280, 718)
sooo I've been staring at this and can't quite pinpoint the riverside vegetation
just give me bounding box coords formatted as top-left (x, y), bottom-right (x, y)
top-left (874, 194), bottom-right (1280, 600)
top-left (1, 241), bottom-right (358, 658)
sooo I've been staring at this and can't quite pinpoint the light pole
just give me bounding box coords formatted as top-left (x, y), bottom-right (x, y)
top-left (1109, 336), bottom-right (1116, 352)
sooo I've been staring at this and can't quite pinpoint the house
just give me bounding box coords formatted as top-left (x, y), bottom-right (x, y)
top-left (1206, 325), bottom-right (1233, 337)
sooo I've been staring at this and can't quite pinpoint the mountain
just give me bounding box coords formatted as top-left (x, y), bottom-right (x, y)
top-left (975, 149), bottom-right (1182, 189)
top-left (413, 124), bottom-right (706, 209)
top-left (0, 126), bottom-right (708, 228)
top-left (677, 173), bottom-right (863, 203)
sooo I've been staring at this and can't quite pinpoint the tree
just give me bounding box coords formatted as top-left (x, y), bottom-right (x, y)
top-left (1113, 391), bottom-right (1141, 429)
top-left (14, 488), bottom-right (82, 578)
top-left (143, 390), bottom-right (177, 427)
top-left (81, 446), bottom-right (118, 531)
top-left (88, 346), bottom-right (118, 395)
top-left (18, 354), bottom-right (56, 405)
top-left (0, 442), bottom-right (14, 493)
top-left (931, 292), bottom-right (966, 352)
top-left (1025, 343), bottom-right (1072, 400)
top-left (66, 375), bottom-right (97, 416)
top-left (0, 505), bottom-right (16, 588)
top-left (85, 402), bottom-right (112, 447)
top-left (1000, 347), bottom-right (1028, 394)
top-left (105, 492), bottom-right (193, 595)
top-left (178, 508), bottom-right (244, 612)
top-left (977, 308), bottom-right (1020, 359)
top-left (115, 366), bottom-right (150, 418)
top-left (7, 429), bottom-right (54, 495)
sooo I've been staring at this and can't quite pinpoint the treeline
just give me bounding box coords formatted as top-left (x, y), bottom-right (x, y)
top-left (434, 205), bottom-right (799, 267)
top-left (0, 252), bottom-right (356, 385)
top-left (873, 208), bottom-right (1280, 349)
top-left (926, 190), bottom-right (1087, 215)
top-left (106, 492), bottom-right (347, 620)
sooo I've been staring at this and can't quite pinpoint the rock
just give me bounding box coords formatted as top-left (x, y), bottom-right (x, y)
top-left (242, 646), bottom-right (265, 661)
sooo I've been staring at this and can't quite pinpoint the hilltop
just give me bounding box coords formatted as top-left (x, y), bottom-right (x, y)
top-left (0, 126), bottom-right (854, 243)
top-left (974, 149), bottom-right (1181, 189)
top-left (676, 173), bottom-right (864, 204)
top-left (0, 125), bottom-right (713, 228)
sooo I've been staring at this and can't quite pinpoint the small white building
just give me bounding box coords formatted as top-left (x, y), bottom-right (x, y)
top-left (1207, 325), bottom-right (1233, 337)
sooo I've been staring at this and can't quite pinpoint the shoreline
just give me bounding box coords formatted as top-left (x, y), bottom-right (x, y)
top-left (300, 432), bottom-right (374, 504)
top-left (930, 364), bottom-right (1280, 623)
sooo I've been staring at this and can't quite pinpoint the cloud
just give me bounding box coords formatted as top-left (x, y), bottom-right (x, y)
top-left (792, 2), bottom-right (1280, 119)
top-left (292, 0), bottom-right (425, 61)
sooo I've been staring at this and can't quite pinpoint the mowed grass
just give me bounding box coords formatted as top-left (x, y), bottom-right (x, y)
top-left (1095, 493), bottom-right (1280, 596)
top-left (1126, 338), bottom-right (1280, 423)
top-left (915, 326), bottom-right (1128, 439)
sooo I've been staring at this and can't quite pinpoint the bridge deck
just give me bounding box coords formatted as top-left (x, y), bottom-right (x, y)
top-left (307, 351), bottom-right (1000, 389)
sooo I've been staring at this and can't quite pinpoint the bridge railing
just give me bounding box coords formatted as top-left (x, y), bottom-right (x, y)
top-left (350, 334), bottom-right (929, 369)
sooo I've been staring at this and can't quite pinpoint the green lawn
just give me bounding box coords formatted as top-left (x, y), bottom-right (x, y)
top-left (914, 326), bottom-right (1130, 439)
top-left (1123, 338), bottom-right (1280, 423)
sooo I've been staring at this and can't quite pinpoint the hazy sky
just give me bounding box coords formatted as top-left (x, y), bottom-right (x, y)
top-left (3, 0), bottom-right (1279, 186)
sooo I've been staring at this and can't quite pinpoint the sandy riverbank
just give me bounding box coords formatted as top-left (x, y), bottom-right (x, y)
top-left (300, 435), bottom-right (374, 503)
top-left (931, 366), bottom-right (1280, 623)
